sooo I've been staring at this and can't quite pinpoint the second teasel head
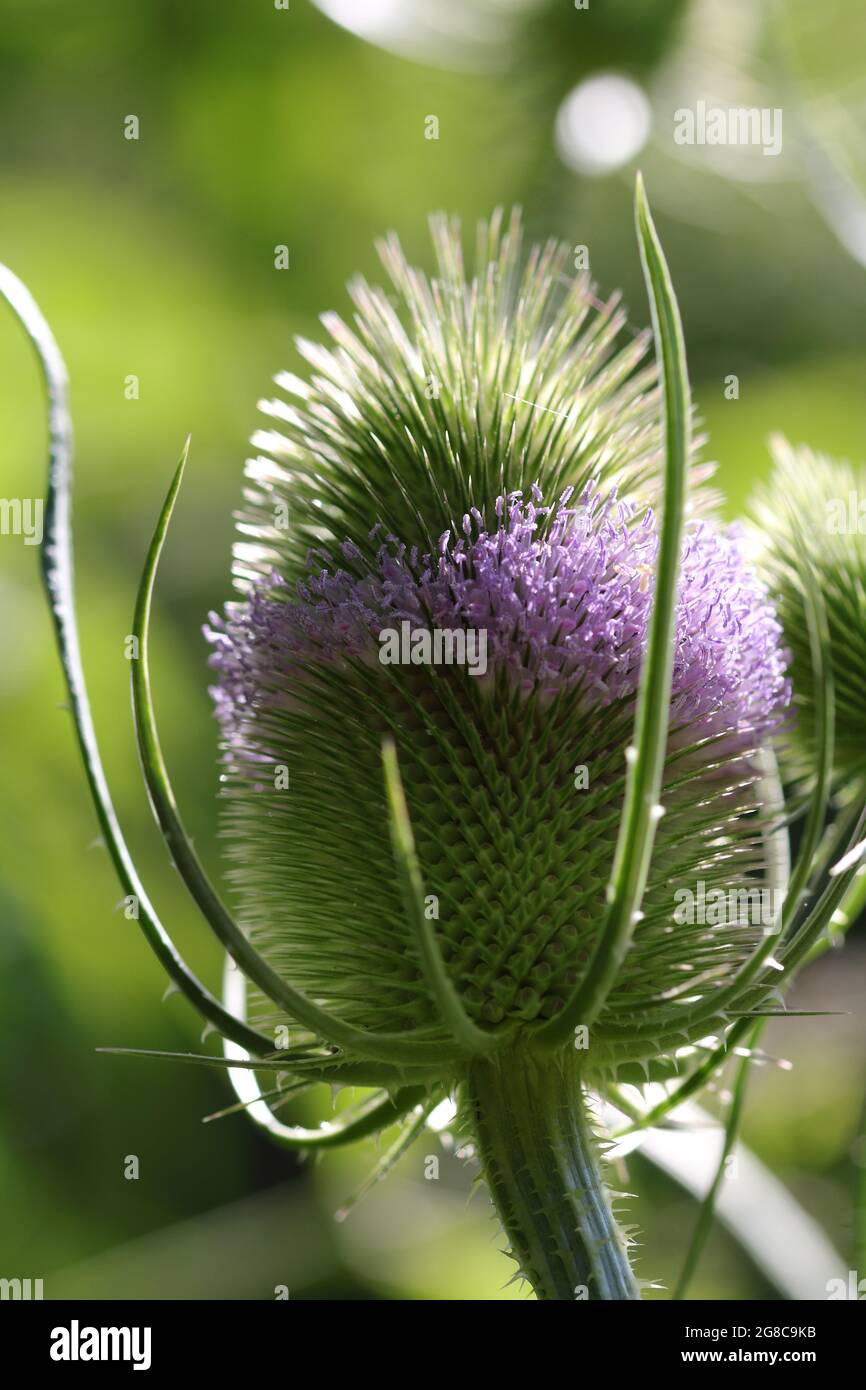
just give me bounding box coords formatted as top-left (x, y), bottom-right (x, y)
top-left (751, 435), bottom-right (866, 792)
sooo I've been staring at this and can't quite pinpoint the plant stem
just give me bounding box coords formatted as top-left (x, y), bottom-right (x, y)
top-left (466, 1047), bottom-right (639, 1300)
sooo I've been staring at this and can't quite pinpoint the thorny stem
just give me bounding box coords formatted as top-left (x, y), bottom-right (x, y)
top-left (466, 1046), bottom-right (639, 1301)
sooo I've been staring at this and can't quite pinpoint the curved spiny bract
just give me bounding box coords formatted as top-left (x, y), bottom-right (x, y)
top-left (132, 455), bottom-right (482, 1068)
top-left (0, 264), bottom-right (269, 1055)
top-left (533, 173), bottom-right (692, 1052)
top-left (219, 960), bottom-right (444, 1151)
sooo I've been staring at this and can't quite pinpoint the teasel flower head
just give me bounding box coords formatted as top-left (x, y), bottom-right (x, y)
top-left (12, 179), bottom-right (861, 1302)
top-left (195, 188), bottom-right (792, 1298)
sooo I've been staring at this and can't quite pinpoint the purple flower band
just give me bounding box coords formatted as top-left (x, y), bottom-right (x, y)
top-left (206, 485), bottom-right (790, 744)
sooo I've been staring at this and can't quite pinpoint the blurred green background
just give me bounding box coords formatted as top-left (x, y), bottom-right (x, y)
top-left (1, 0), bottom-right (864, 1299)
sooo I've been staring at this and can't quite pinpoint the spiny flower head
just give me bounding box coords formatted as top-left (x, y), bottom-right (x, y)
top-left (209, 250), bottom-right (790, 1077)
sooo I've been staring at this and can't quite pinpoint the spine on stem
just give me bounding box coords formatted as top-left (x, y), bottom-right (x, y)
top-left (465, 1047), bottom-right (639, 1301)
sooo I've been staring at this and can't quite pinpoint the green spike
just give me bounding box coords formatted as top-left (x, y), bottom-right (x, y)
top-left (129, 451), bottom-right (478, 1070)
top-left (534, 174), bottom-right (691, 1053)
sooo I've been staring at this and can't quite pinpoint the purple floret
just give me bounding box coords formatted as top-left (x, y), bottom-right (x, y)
top-left (206, 485), bottom-right (790, 744)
